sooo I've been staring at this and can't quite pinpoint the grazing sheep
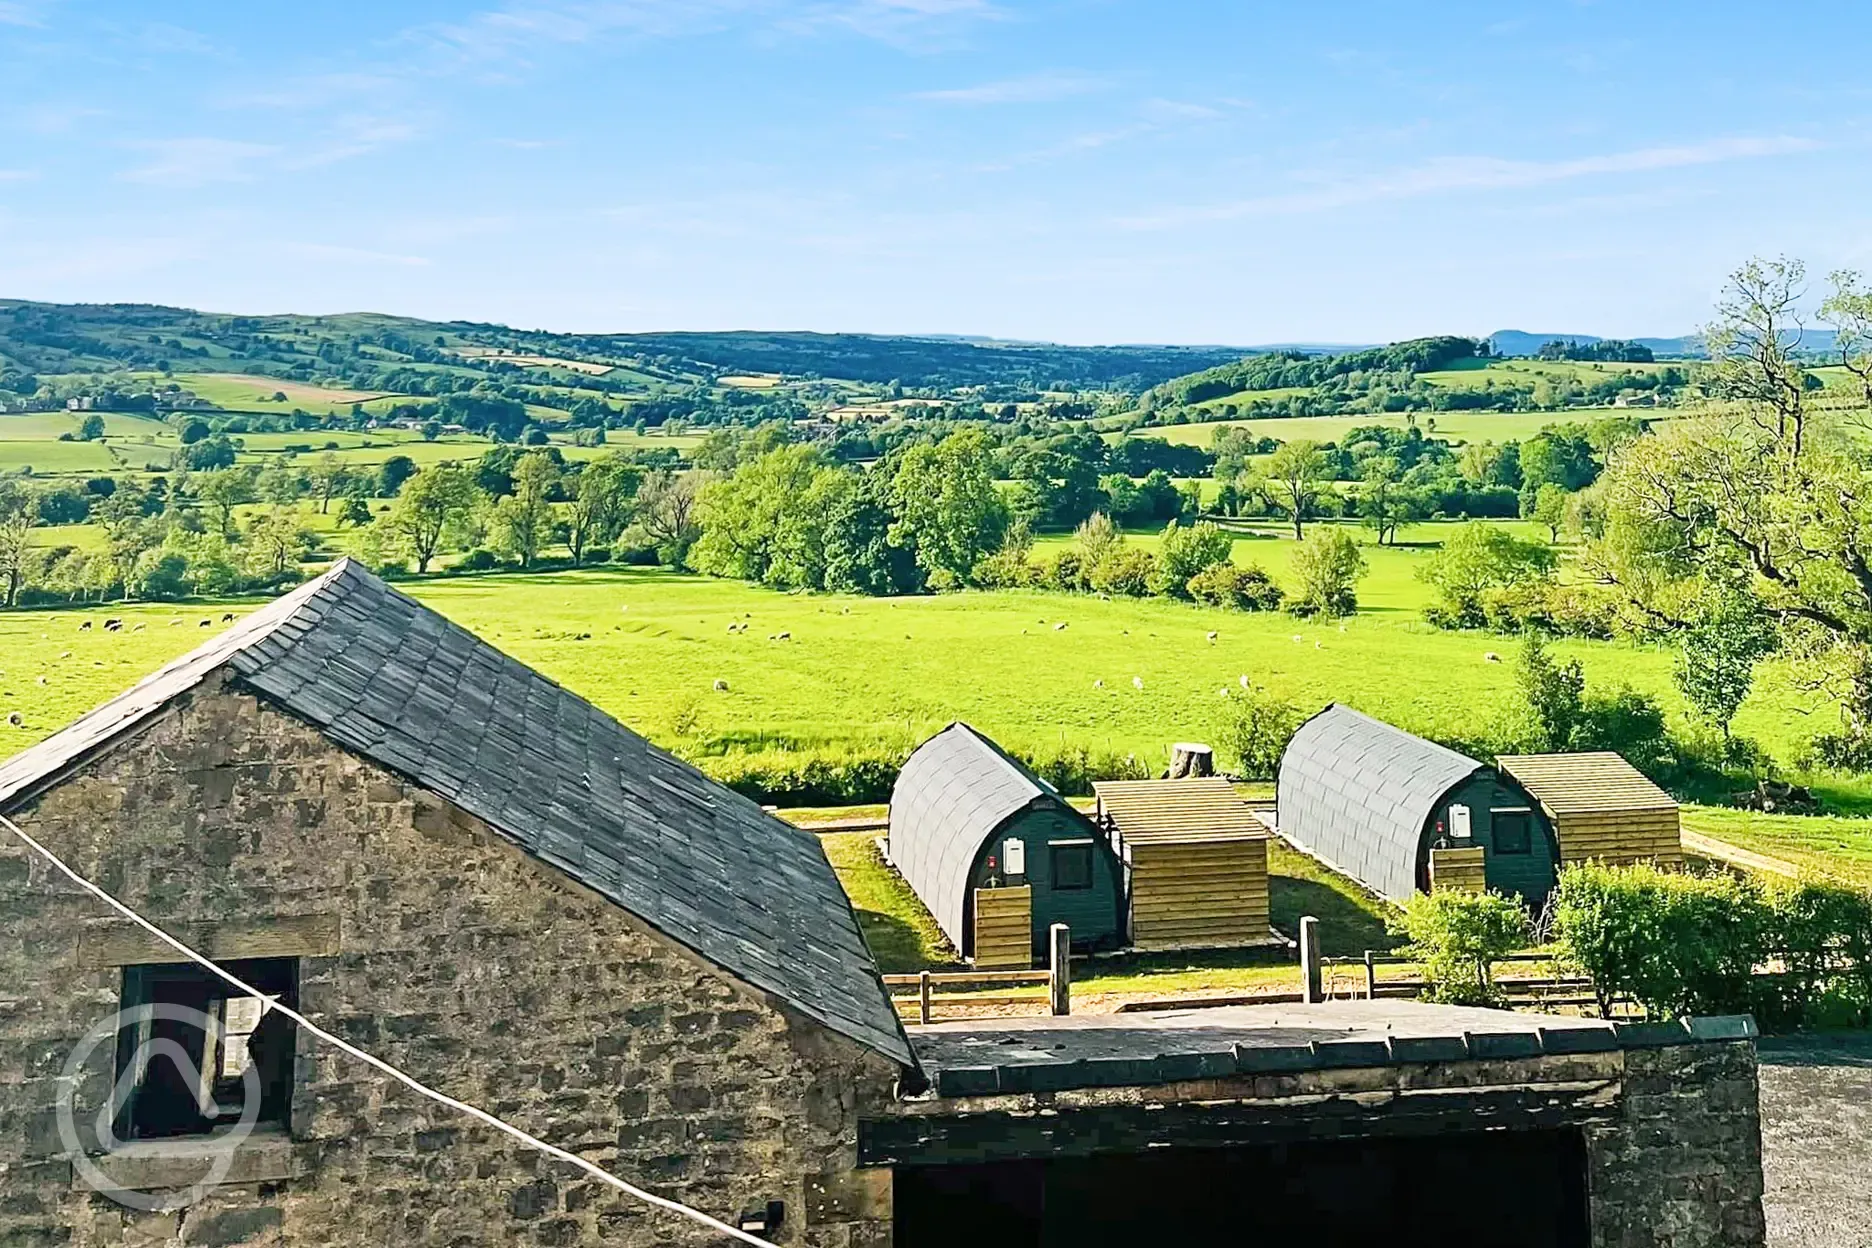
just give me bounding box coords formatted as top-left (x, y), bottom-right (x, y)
top-left (1053, 622), bottom-right (1067, 631)
top-left (5, 713), bottom-right (20, 728)
top-left (777, 631), bottom-right (791, 641)
top-left (1094, 679), bottom-right (1103, 688)
top-left (104, 619), bottom-right (122, 632)
top-left (222, 612), bottom-right (235, 623)
top-left (169, 619), bottom-right (182, 627)
top-left (1239, 674), bottom-right (1250, 689)
top-left (1132, 676), bottom-right (1144, 690)
top-left (1206, 631), bottom-right (1218, 643)
top-left (713, 679), bottom-right (729, 692)
top-left (58, 651), bottom-right (70, 660)
top-left (77, 621), bottom-right (92, 632)
top-left (1292, 635), bottom-right (1303, 643)
top-left (35, 676), bottom-right (45, 685)
top-left (132, 622), bottom-right (145, 632)
top-left (1484, 652), bottom-right (1501, 663)
top-left (1315, 641), bottom-right (1323, 649)
top-left (1219, 688), bottom-right (1230, 698)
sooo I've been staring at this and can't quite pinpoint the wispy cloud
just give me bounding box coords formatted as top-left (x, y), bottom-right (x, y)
top-left (282, 116), bottom-right (424, 169)
top-left (0, 2), bottom-right (47, 28)
top-left (0, 168), bottom-right (38, 181)
top-left (914, 70), bottom-right (1107, 105)
top-left (218, 72), bottom-right (403, 111)
top-left (118, 138), bottom-right (280, 187)
top-left (282, 242), bottom-right (431, 267)
top-left (1123, 134), bottom-right (1823, 229)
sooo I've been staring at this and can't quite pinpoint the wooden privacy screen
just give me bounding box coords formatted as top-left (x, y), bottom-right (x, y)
top-left (1128, 837), bottom-right (1269, 951)
top-left (1429, 846), bottom-right (1488, 893)
top-left (973, 886), bottom-right (1033, 970)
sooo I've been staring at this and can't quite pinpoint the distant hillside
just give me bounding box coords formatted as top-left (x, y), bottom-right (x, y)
top-left (1148, 335), bottom-right (1481, 407)
top-left (1487, 330), bottom-right (1705, 359)
top-left (0, 300), bottom-right (1248, 394)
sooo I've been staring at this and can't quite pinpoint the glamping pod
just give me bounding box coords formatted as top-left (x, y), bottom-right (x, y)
top-left (1276, 704), bottom-right (1560, 906)
top-left (887, 723), bottom-right (1124, 968)
top-left (1497, 752), bottom-right (1683, 868)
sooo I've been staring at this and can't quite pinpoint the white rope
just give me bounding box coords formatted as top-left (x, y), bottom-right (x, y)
top-left (0, 811), bottom-right (771, 1247)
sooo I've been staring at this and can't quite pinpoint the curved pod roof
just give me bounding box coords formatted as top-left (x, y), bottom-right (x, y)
top-left (1276, 704), bottom-right (1488, 903)
top-left (888, 722), bottom-right (1070, 951)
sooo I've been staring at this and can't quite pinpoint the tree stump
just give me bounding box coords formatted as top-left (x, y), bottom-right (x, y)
top-left (1168, 742), bottom-right (1215, 779)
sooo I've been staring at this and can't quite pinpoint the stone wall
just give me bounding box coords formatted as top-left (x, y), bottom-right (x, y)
top-left (1587, 1040), bottom-right (1766, 1248)
top-left (0, 677), bottom-right (902, 1247)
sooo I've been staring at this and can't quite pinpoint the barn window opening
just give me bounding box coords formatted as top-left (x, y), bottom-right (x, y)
top-left (1051, 841), bottom-right (1094, 890)
top-left (114, 958), bottom-right (298, 1141)
top-left (1493, 809), bottom-right (1533, 856)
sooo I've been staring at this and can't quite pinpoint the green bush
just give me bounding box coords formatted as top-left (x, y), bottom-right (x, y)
top-left (1045, 550), bottom-right (1088, 593)
top-left (454, 548), bottom-right (502, 573)
top-left (1186, 561), bottom-right (1285, 612)
top-left (700, 737), bottom-right (1153, 806)
top-left (1088, 547), bottom-right (1156, 597)
top-left (973, 548), bottom-right (1041, 589)
top-left (1389, 889), bottom-right (1531, 1007)
top-left (1214, 683), bottom-right (1304, 780)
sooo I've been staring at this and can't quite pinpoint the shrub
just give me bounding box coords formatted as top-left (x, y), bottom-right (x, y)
top-left (1417, 522), bottom-right (1556, 627)
top-left (1389, 890), bottom-right (1531, 1007)
top-left (1287, 527), bottom-right (1365, 618)
top-left (1550, 863), bottom-right (1768, 1020)
top-left (974, 548), bottom-right (1041, 589)
top-left (454, 548), bottom-right (502, 573)
top-left (1214, 683), bottom-right (1304, 780)
top-left (1045, 550), bottom-right (1088, 593)
top-left (1153, 519), bottom-right (1234, 597)
top-left (1088, 547), bottom-right (1156, 597)
top-left (582, 547), bottom-right (612, 565)
top-left (1186, 561), bottom-right (1284, 612)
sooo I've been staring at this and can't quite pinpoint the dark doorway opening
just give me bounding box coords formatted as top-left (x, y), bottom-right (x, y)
top-left (895, 1128), bottom-right (1589, 1248)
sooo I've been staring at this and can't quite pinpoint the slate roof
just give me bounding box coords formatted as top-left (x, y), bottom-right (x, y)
top-left (1276, 704), bottom-right (1488, 903)
top-left (887, 722), bottom-right (1074, 952)
top-left (0, 560), bottom-right (914, 1068)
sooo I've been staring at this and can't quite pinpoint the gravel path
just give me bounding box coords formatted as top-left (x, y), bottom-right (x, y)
top-left (1759, 1034), bottom-right (1872, 1248)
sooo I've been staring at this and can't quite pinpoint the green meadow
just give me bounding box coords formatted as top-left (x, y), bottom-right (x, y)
top-left (1126, 407), bottom-right (1634, 450)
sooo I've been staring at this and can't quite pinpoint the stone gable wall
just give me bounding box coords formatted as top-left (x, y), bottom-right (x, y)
top-left (0, 679), bottom-right (900, 1248)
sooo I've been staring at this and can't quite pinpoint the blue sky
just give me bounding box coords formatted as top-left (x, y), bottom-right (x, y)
top-left (1, 1), bottom-right (1867, 344)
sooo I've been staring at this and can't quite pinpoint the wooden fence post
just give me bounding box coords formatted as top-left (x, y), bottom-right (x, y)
top-left (1300, 916), bottom-right (1322, 1004)
top-left (1048, 924), bottom-right (1071, 1016)
top-left (918, 970), bottom-right (932, 1025)
top-left (1363, 949), bottom-right (1376, 1000)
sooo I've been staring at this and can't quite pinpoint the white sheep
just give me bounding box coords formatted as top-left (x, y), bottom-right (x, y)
top-left (1484, 652), bottom-right (1501, 663)
top-left (5, 712), bottom-right (20, 728)
top-left (1206, 631), bottom-right (1218, 643)
top-left (713, 679), bottom-right (729, 692)
top-left (1094, 679), bottom-right (1104, 688)
top-left (777, 631), bottom-right (791, 641)
top-left (1053, 622), bottom-right (1067, 631)
top-left (1132, 676), bottom-right (1144, 690)
top-left (104, 619), bottom-right (122, 632)
top-left (1292, 635), bottom-right (1303, 643)
top-left (1239, 674), bottom-right (1250, 689)
top-left (132, 622), bottom-right (146, 632)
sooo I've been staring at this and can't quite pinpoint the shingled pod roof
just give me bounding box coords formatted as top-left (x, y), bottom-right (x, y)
top-left (888, 722), bottom-right (1085, 952)
top-left (0, 561), bottom-right (914, 1068)
top-left (1276, 704), bottom-right (1489, 903)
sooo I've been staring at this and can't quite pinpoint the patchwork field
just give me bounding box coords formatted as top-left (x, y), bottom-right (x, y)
top-left (1127, 407), bottom-right (1637, 449)
top-left (168, 373), bottom-right (406, 413)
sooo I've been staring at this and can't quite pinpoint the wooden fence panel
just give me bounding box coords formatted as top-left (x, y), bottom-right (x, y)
top-left (973, 886), bottom-right (1033, 970)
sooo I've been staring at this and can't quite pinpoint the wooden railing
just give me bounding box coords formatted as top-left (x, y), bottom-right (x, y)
top-left (1319, 950), bottom-right (1609, 1010)
top-left (884, 924), bottom-right (1072, 1023)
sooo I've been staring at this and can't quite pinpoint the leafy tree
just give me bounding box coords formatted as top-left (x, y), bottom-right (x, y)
top-left (439, 392), bottom-right (528, 442)
top-left (420, 419), bottom-right (442, 442)
top-left (889, 428), bottom-right (1007, 586)
top-left (0, 481), bottom-right (34, 607)
top-left (633, 469), bottom-right (704, 567)
top-left (377, 455), bottom-right (418, 497)
top-left (337, 495), bottom-right (374, 529)
top-left (177, 417), bottom-right (211, 445)
top-left (489, 452), bottom-right (560, 568)
top-left (693, 445), bottom-right (844, 589)
top-left (177, 434), bottom-right (238, 471)
top-left (1418, 523), bottom-right (1558, 627)
top-left (1675, 594), bottom-right (1777, 738)
top-left (196, 467), bottom-right (259, 536)
top-left (1594, 258), bottom-right (1872, 761)
top-left (1356, 455), bottom-right (1419, 546)
top-left (1288, 527), bottom-right (1366, 617)
top-left (565, 454), bottom-right (640, 566)
top-left (94, 482), bottom-right (163, 594)
top-left (1530, 482), bottom-right (1569, 543)
top-left (1214, 683), bottom-right (1303, 780)
top-left (824, 468), bottom-right (920, 595)
top-left (77, 413), bottom-right (105, 441)
top-left (1186, 561), bottom-right (1283, 611)
top-left (307, 452), bottom-right (352, 514)
top-left (385, 463), bottom-right (479, 574)
top-left (1153, 519), bottom-right (1233, 597)
top-left (1515, 633), bottom-right (1585, 751)
top-left (243, 507), bottom-right (316, 583)
top-left (1263, 439), bottom-right (1327, 539)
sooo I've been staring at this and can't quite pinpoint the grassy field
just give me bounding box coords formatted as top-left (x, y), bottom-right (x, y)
top-left (0, 558), bottom-right (1822, 776)
top-left (1128, 407), bottom-right (1637, 450)
top-left (166, 373), bottom-right (407, 415)
top-left (1417, 358), bottom-right (1680, 389)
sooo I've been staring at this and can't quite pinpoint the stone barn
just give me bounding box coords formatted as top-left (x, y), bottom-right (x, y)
top-left (1277, 704), bottom-right (1562, 906)
top-left (0, 560), bottom-right (916, 1247)
top-left (886, 723), bottom-right (1124, 969)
